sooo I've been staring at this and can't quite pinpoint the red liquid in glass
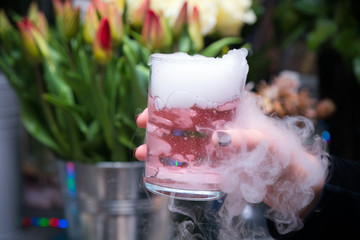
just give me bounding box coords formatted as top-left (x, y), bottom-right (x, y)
top-left (145, 95), bottom-right (239, 191)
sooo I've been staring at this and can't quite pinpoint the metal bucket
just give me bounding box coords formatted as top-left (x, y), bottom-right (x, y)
top-left (57, 160), bottom-right (171, 240)
top-left (0, 72), bottom-right (21, 236)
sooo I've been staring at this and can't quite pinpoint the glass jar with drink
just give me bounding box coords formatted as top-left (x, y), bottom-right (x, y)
top-left (144, 49), bottom-right (249, 200)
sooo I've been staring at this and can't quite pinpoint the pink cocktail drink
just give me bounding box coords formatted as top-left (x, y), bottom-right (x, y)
top-left (144, 49), bottom-right (249, 200)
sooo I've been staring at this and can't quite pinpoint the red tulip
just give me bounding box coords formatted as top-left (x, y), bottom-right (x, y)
top-left (93, 18), bottom-right (112, 63)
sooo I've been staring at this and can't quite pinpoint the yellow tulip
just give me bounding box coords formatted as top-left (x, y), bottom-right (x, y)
top-left (108, 3), bottom-right (123, 45)
top-left (52, 0), bottom-right (80, 41)
top-left (0, 9), bottom-right (12, 37)
top-left (188, 6), bottom-right (203, 52)
top-left (17, 18), bottom-right (49, 61)
top-left (83, 3), bottom-right (99, 44)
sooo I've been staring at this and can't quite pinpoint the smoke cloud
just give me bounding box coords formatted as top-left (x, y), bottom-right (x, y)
top-left (169, 91), bottom-right (329, 239)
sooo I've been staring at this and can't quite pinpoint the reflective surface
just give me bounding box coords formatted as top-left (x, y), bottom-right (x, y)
top-left (57, 160), bottom-right (171, 240)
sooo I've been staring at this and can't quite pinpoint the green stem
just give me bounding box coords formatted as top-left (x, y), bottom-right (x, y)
top-left (34, 66), bottom-right (69, 155)
top-left (91, 64), bottom-right (113, 152)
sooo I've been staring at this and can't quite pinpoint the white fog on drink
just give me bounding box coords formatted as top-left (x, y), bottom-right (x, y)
top-left (152, 50), bottom-right (330, 239)
top-left (169, 91), bottom-right (329, 239)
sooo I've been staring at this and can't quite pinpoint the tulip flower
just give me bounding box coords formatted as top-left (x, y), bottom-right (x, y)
top-left (36, 12), bottom-right (50, 40)
top-left (52, 0), bottom-right (64, 16)
top-left (93, 18), bottom-right (112, 64)
top-left (0, 9), bottom-right (12, 38)
top-left (83, 3), bottom-right (99, 44)
top-left (108, 4), bottom-right (123, 45)
top-left (173, 1), bottom-right (187, 38)
top-left (52, 0), bottom-right (80, 41)
top-left (113, 0), bottom-right (125, 13)
top-left (91, 0), bottom-right (123, 45)
top-left (27, 2), bottom-right (39, 23)
top-left (26, 2), bottom-right (49, 40)
top-left (17, 18), bottom-right (49, 62)
top-left (93, 0), bottom-right (108, 17)
top-left (130, 0), bottom-right (150, 28)
top-left (188, 6), bottom-right (203, 52)
top-left (141, 9), bottom-right (164, 51)
top-left (215, 0), bottom-right (256, 36)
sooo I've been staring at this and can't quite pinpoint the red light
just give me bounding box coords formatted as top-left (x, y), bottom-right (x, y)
top-left (50, 218), bottom-right (59, 227)
top-left (22, 217), bottom-right (31, 227)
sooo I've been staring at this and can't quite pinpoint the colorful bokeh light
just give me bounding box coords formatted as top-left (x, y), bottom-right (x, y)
top-left (22, 217), bottom-right (68, 229)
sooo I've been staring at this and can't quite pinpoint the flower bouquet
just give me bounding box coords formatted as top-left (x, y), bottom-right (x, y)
top-left (0, 0), bottom-right (256, 163)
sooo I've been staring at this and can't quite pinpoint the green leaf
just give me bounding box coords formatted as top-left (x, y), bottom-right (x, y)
top-left (135, 65), bottom-right (149, 95)
top-left (20, 103), bottom-right (61, 153)
top-left (178, 30), bottom-right (192, 53)
top-left (123, 43), bottom-right (137, 66)
top-left (43, 60), bottom-right (74, 103)
top-left (200, 37), bottom-right (243, 57)
top-left (307, 19), bottom-right (337, 51)
top-left (294, 0), bottom-right (326, 15)
top-left (281, 24), bottom-right (306, 49)
top-left (118, 134), bottom-right (136, 149)
top-left (333, 29), bottom-right (359, 60)
top-left (86, 120), bottom-right (100, 141)
top-left (43, 93), bottom-right (80, 112)
top-left (354, 57), bottom-right (360, 85)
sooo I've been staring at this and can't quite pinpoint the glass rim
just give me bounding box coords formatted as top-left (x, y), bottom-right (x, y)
top-left (149, 53), bottom-right (247, 67)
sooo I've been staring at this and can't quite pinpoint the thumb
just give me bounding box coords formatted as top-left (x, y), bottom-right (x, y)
top-left (212, 129), bottom-right (271, 150)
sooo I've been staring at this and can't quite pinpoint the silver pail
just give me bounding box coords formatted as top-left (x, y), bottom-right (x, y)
top-left (57, 160), bottom-right (171, 240)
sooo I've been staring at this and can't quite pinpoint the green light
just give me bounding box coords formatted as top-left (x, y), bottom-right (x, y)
top-left (67, 178), bottom-right (75, 189)
top-left (39, 218), bottom-right (49, 227)
top-left (176, 161), bottom-right (178, 167)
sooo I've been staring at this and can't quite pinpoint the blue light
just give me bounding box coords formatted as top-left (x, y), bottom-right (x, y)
top-left (31, 217), bottom-right (39, 226)
top-left (58, 219), bottom-right (69, 229)
top-left (321, 130), bottom-right (331, 143)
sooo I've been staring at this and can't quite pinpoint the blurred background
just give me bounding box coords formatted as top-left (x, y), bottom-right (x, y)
top-left (0, 0), bottom-right (359, 239)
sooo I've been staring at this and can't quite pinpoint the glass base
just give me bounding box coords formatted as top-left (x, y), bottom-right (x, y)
top-left (144, 181), bottom-right (225, 201)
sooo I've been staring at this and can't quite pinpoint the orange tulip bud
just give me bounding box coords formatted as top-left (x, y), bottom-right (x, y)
top-left (93, 18), bottom-right (112, 63)
top-left (28, 2), bottom-right (39, 23)
top-left (17, 18), bottom-right (49, 61)
top-left (0, 9), bottom-right (13, 37)
top-left (93, 0), bottom-right (109, 17)
top-left (52, 0), bottom-right (80, 41)
top-left (63, 3), bottom-right (80, 40)
top-left (83, 3), bottom-right (99, 44)
top-left (141, 9), bottom-right (164, 51)
top-left (173, 1), bottom-right (187, 38)
top-left (36, 12), bottom-right (49, 40)
top-left (17, 18), bottom-right (40, 61)
top-left (27, 2), bottom-right (49, 39)
top-left (113, 0), bottom-right (125, 14)
top-left (108, 5), bottom-right (123, 45)
top-left (132, 0), bottom-right (150, 28)
top-left (188, 6), bottom-right (203, 52)
top-left (52, 0), bottom-right (64, 16)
